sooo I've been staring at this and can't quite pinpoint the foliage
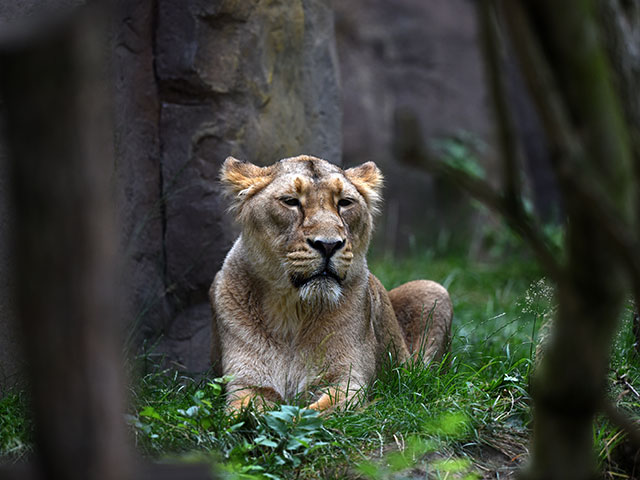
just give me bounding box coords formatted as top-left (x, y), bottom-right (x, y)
top-left (126, 373), bottom-right (233, 456)
top-left (249, 406), bottom-right (329, 474)
top-left (597, 302), bottom-right (640, 479)
top-left (0, 390), bottom-right (32, 462)
top-left (432, 131), bottom-right (487, 180)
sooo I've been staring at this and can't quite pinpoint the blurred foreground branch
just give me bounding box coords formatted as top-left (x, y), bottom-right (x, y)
top-left (0, 3), bottom-right (130, 479)
top-left (502, 0), bottom-right (640, 308)
top-left (0, 2), bottom-right (217, 479)
top-left (432, 161), bottom-right (562, 280)
top-left (394, 0), bottom-right (562, 280)
top-left (498, 1), bottom-right (636, 478)
top-left (398, 0), bottom-right (640, 478)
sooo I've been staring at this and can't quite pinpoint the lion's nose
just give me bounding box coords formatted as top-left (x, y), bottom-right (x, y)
top-left (307, 237), bottom-right (346, 258)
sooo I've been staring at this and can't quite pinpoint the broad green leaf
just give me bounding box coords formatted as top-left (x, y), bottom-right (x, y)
top-left (139, 406), bottom-right (162, 421)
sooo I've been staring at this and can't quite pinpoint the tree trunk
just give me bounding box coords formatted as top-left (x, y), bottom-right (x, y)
top-left (508, 1), bottom-right (635, 479)
top-left (0, 3), bottom-right (132, 480)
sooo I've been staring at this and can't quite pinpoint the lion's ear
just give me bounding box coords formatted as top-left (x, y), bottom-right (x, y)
top-left (220, 156), bottom-right (274, 205)
top-left (344, 161), bottom-right (383, 213)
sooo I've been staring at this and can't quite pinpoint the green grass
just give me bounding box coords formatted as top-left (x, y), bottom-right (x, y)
top-left (370, 247), bottom-right (549, 365)
top-left (123, 246), bottom-right (549, 479)
top-left (0, 390), bottom-right (32, 462)
top-left (1, 245), bottom-right (639, 479)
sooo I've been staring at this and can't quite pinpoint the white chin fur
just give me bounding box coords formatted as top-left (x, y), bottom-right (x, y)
top-left (298, 278), bottom-right (342, 308)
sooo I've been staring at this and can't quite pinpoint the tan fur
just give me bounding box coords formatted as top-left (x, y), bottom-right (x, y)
top-left (210, 155), bottom-right (453, 411)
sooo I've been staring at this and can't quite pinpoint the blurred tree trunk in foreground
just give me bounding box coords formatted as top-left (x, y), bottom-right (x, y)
top-left (506, 2), bottom-right (634, 479)
top-left (0, 2), bottom-right (216, 479)
top-left (0, 2), bottom-right (131, 480)
top-left (425, 0), bottom-right (640, 478)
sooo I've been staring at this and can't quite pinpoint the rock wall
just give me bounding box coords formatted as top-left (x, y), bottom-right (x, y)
top-left (114, 0), bottom-right (341, 372)
top-left (336, 0), bottom-right (491, 168)
top-left (335, 0), bottom-right (494, 250)
top-left (334, 0), bottom-right (554, 248)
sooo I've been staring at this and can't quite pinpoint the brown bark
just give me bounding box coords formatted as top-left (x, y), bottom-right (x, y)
top-left (0, 3), bottom-right (131, 480)
top-left (394, 1), bottom-right (638, 477)
top-left (501, 1), bottom-right (634, 479)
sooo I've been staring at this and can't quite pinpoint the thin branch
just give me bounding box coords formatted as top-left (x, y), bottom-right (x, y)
top-left (500, 0), bottom-right (581, 168)
top-left (619, 374), bottom-right (640, 401)
top-left (393, 104), bottom-right (562, 277)
top-left (478, 0), bottom-right (521, 203)
top-left (597, 0), bottom-right (640, 166)
top-left (475, 0), bottom-right (564, 279)
top-left (433, 162), bottom-right (563, 280)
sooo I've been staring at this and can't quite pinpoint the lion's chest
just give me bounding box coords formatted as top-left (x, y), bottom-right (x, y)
top-left (257, 303), bottom-right (330, 400)
top-left (265, 343), bottom-right (325, 401)
top-left (248, 290), bottom-right (376, 402)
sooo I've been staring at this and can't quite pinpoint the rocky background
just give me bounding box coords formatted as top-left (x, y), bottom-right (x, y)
top-left (335, 0), bottom-right (494, 252)
top-left (0, 0), bottom-right (548, 385)
top-left (0, 126), bottom-right (21, 388)
top-left (114, 0), bottom-right (341, 373)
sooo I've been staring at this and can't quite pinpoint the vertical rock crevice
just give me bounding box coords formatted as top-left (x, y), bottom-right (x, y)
top-left (112, 0), bottom-right (170, 355)
top-left (150, 0), bottom-right (169, 317)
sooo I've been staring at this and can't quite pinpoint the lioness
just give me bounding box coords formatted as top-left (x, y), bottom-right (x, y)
top-left (210, 155), bottom-right (452, 411)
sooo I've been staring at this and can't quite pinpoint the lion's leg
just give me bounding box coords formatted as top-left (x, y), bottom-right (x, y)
top-left (227, 386), bottom-right (280, 413)
top-left (227, 392), bottom-right (254, 412)
top-left (308, 382), bottom-right (364, 411)
top-left (388, 280), bottom-right (453, 364)
top-left (308, 388), bottom-right (342, 411)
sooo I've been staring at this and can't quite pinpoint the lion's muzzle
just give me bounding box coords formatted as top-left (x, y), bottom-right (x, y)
top-left (291, 265), bottom-right (343, 289)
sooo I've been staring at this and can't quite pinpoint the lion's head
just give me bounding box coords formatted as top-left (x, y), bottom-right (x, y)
top-left (220, 155), bottom-right (383, 308)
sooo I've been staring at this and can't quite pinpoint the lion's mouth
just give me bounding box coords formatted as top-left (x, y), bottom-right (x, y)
top-left (291, 268), bottom-right (342, 288)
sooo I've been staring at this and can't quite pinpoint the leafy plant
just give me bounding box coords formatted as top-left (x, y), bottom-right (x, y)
top-left (432, 132), bottom-right (487, 180)
top-left (251, 406), bottom-right (329, 475)
top-left (126, 373), bottom-right (234, 455)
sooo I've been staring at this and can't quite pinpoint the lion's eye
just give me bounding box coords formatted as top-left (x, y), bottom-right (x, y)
top-left (337, 198), bottom-right (353, 208)
top-left (281, 197), bottom-right (300, 207)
